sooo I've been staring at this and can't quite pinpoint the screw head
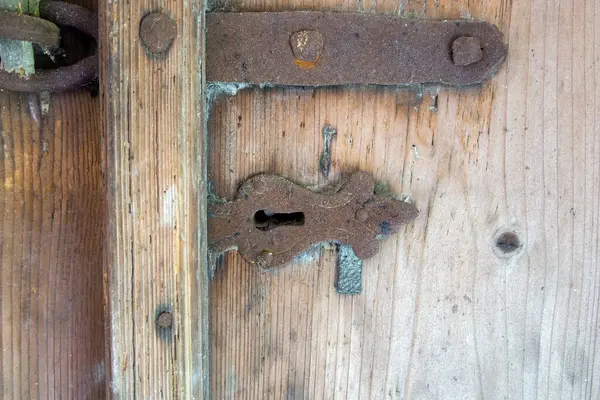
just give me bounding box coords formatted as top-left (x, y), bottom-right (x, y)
top-left (290, 30), bottom-right (324, 66)
top-left (156, 311), bottom-right (173, 328)
top-left (139, 12), bottom-right (177, 55)
top-left (452, 36), bottom-right (483, 66)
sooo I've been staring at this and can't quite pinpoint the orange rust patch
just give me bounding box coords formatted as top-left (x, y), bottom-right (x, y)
top-left (294, 58), bottom-right (319, 69)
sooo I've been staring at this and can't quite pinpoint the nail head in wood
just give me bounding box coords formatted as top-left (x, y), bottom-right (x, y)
top-left (495, 231), bottom-right (522, 254)
top-left (156, 311), bottom-right (173, 328)
top-left (139, 12), bottom-right (177, 55)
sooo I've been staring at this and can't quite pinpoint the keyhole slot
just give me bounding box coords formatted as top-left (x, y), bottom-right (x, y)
top-left (254, 210), bottom-right (305, 231)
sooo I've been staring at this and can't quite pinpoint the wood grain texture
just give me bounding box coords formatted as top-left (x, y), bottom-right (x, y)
top-left (1, 3), bottom-right (104, 397)
top-left (208, 0), bottom-right (600, 398)
top-left (100, 0), bottom-right (208, 397)
top-left (0, 89), bottom-right (105, 398)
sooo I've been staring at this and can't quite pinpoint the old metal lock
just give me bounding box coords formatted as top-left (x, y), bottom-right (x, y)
top-left (208, 171), bottom-right (418, 294)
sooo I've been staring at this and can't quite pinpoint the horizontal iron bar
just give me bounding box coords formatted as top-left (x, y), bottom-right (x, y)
top-left (206, 12), bottom-right (507, 87)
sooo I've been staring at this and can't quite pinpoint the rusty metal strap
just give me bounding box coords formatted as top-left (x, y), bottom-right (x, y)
top-left (206, 12), bottom-right (507, 87)
top-left (0, 10), bottom-right (60, 48)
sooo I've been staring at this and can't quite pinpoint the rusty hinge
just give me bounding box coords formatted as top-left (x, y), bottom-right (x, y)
top-left (208, 171), bottom-right (418, 293)
top-left (206, 12), bottom-right (507, 86)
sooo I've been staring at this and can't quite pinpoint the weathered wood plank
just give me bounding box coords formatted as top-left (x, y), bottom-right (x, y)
top-left (1, 3), bottom-right (104, 396)
top-left (0, 89), bottom-right (105, 398)
top-left (100, 0), bottom-right (208, 396)
top-left (208, 0), bottom-right (600, 398)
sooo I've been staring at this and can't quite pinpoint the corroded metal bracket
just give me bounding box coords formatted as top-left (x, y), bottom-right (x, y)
top-left (1, 10), bottom-right (506, 92)
top-left (208, 171), bottom-right (417, 269)
top-left (206, 12), bottom-right (507, 87)
top-left (0, 1), bottom-right (97, 92)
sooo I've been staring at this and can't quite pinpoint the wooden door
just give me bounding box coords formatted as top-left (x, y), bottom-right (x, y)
top-left (207, 0), bottom-right (600, 398)
top-left (3, 0), bottom-right (598, 397)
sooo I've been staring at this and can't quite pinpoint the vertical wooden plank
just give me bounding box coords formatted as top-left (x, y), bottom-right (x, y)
top-left (100, 0), bottom-right (208, 396)
top-left (1, 1), bottom-right (104, 395)
top-left (0, 89), bottom-right (105, 397)
top-left (208, 0), bottom-right (600, 398)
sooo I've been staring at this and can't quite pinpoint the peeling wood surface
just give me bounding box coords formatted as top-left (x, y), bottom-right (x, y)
top-left (100, 0), bottom-right (208, 397)
top-left (208, 0), bottom-right (600, 398)
top-left (0, 89), bottom-right (105, 397)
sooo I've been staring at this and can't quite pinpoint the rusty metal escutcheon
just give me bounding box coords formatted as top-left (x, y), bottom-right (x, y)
top-left (206, 12), bottom-right (507, 86)
top-left (0, 1), bottom-right (97, 92)
top-left (208, 171), bottom-right (418, 269)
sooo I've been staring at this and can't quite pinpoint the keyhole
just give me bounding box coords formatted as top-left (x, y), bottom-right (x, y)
top-left (254, 210), bottom-right (305, 231)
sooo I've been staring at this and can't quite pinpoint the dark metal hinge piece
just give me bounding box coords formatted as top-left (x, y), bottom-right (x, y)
top-left (207, 12), bottom-right (507, 87)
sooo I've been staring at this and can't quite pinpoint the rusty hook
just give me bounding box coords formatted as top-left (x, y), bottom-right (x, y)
top-left (0, 1), bottom-right (97, 92)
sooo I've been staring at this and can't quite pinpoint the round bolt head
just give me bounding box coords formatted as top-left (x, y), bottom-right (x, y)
top-left (156, 311), bottom-right (173, 328)
top-left (139, 12), bottom-right (177, 55)
top-left (452, 36), bottom-right (483, 66)
top-left (290, 30), bottom-right (324, 65)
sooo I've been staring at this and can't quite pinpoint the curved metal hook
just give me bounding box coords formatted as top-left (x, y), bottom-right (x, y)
top-left (0, 1), bottom-right (97, 92)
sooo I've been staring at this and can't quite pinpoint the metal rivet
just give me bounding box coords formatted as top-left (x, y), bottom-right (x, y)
top-left (256, 250), bottom-right (274, 268)
top-left (156, 311), bottom-right (173, 328)
top-left (452, 36), bottom-right (483, 66)
top-left (139, 12), bottom-right (177, 55)
top-left (290, 30), bottom-right (324, 66)
top-left (355, 209), bottom-right (369, 222)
